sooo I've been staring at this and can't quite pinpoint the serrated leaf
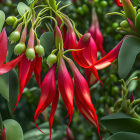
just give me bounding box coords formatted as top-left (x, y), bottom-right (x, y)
top-left (7, 69), bottom-right (19, 114)
top-left (100, 112), bottom-right (140, 134)
top-left (107, 132), bottom-right (140, 140)
top-left (118, 36), bottom-right (140, 79)
top-left (40, 32), bottom-right (55, 55)
top-left (3, 119), bottom-right (23, 140)
top-left (17, 2), bottom-right (30, 16)
top-left (0, 73), bottom-right (9, 101)
top-left (0, 10), bottom-right (5, 33)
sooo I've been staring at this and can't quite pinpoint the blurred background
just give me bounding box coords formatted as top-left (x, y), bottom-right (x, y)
top-left (1, 0), bottom-right (140, 140)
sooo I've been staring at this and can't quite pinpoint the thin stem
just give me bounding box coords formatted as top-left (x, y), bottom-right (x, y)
top-left (106, 12), bottom-right (126, 18)
top-left (58, 3), bottom-right (72, 11)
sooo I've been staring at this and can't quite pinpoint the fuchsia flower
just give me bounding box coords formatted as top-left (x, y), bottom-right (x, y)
top-left (34, 26), bottom-right (102, 139)
top-left (0, 28), bottom-right (23, 75)
top-left (115, 0), bottom-right (123, 7)
top-left (1, 128), bottom-right (7, 140)
top-left (88, 8), bottom-right (105, 57)
top-left (13, 27), bottom-right (42, 113)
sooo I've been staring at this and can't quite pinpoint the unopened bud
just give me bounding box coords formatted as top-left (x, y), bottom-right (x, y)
top-left (122, 0), bottom-right (136, 23)
top-left (47, 54), bottom-right (57, 64)
top-left (25, 48), bottom-right (35, 61)
top-left (130, 93), bottom-right (134, 103)
top-left (54, 26), bottom-right (63, 50)
top-left (1, 128), bottom-right (7, 140)
top-left (14, 43), bottom-right (26, 55)
top-left (120, 20), bottom-right (129, 28)
top-left (6, 16), bottom-right (17, 25)
top-left (66, 127), bottom-right (74, 140)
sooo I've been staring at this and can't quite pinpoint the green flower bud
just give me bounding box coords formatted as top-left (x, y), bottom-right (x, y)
top-left (135, 12), bottom-right (140, 33)
top-left (6, 16), bottom-right (17, 25)
top-left (100, 1), bottom-right (108, 7)
top-left (35, 45), bottom-right (45, 56)
top-left (47, 54), bottom-right (57, 64)
top-left (9, 31), bottom-right (20, 42)
top-left (25, 48), bottom-right (35, 60)
top-left (14, 43), bottom-right (26, 55)
top-left (112, 22), bottom-right (119, 29)
top-left (122, 0), bottom-right (136, 23)
top-left (120, 20), bottom-right (129, 28)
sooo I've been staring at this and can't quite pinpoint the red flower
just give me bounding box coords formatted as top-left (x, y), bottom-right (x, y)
top-left (88, 8), bottom-right (105, 57)
top-left (13, 28), bottom-right (42, 113)
top-left (115, 0), bottom-right (123, 7)
top-left (0, 28), bottom-right (23, 75)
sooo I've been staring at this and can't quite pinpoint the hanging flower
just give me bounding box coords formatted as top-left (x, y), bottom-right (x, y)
top-left (1, 128), bottom-right (7, 140)
top-left (115, 0), bottom-right (123, 7)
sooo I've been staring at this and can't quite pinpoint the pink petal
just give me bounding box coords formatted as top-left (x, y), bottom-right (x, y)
top-left (0, 28), bottom-right (7, 68)
top-left (34, 64), bottom-right (56, 133)
top-left (58, 56), bottom-right (74, 125)
top-left (49, 91), bottom-right (59, 140)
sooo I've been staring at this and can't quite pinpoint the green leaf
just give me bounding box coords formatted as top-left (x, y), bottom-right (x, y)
top-left (40, 32), bottom-right (55, 55)
top-left (118, 36), bottom-right (140, 79)
top-left (130, 0), bottom-right (140, 6)
top-left (100, 112), bottom-right (140, 134)
top-left (17, 2), bottom-right (30, 16)
top-left (0, 10), bottom-right (5, 33)
top-left (0, 73), bottom-right (9, 101)
top-left (107, 132), bottom-right (140, 140)
top-left (3, 119), bottom-right (23, 140)
top-left (7, 69), bottom-right (19, 114)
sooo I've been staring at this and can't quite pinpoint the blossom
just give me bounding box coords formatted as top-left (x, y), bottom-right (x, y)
top-left (0, 28), bottom-right (23, 75)
top-left (13, 28), bottom-right (42, 113)
top-left (88, 8), bottom-right (105, 57)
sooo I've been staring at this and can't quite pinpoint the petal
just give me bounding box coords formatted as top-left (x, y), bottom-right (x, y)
top-left (115, 0), bottom-right (123, 7)
top-left (34, 54), bottom-right (42, 87)
top-left (66, 58), bottom-right (101, 139)
top-left (127, 18), bottom-right (137, 32)
top-left (49, 91), bottom-right (59, 140)
top-left (34, 64), bottom-right (56, 133)
top-left (12, 54), bottom-right (32, 113)
top-left (0, 28), bottom-right (7, 68)
top-left (58, 56), bottom-right (74, 125)
top-left (94, 35), bottom-right (130, 70)
top-left (1, 128), bottom-right (7, 140)
top-left (0, 54), bottom-right (23, 75)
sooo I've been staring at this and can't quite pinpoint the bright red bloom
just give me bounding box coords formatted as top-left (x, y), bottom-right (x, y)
top-left (13, 28), bottom-right (42, 113)
top-left (34, 64), bottom-right (56, 134)
top-left (115, 0), bottom-right (123, 7)
top-left (1, 128), bottom-right (7, 140)
top-left (66, 57), bottom-right (101, 139)
top-left (0, 28), bottom-right (23, 75)
top-left (88, 9), bottom-right (105, 57)
top-left (58, 56), bottom-right (74, 125)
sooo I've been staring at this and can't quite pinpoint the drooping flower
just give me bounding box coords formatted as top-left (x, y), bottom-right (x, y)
top-left (0, 28), bottom-right (23, 75)
top-left (130, 93), bottom-right (134, 103)
top-left (1, 128), bottom-right (7, 140)
top-left (13, 28), bottom-right (43, 113)
top-left (66, 127), bottom-right (74, 140)
top-left (115, 0), bottom-right (123, 7)
top-left (88, 8), bottom-right (105, 57)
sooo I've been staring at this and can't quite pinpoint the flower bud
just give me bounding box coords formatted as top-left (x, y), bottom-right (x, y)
top-left (130, 93), bottom-right (134, 103)
top-left (9, 31), bottom-right (20, 42)
top-left (47, 54), bottom-right (57, 64)
top-left (1, 128), bottom-right (7, 140)
top-left (135, 12), bottom-right (140, 33)
top-left (9, 25), bottom-right (22, 43)
top-left (25, 48), bottom-right (35, 60)
top-left (14, 43), bottom-right (26, 55)
top-left (54, 26), bottom-right (63, 50)
top-left (122, 0), bottom-right (136, 23)
top-left (66, 127), bottom-right (74, 140)
top-left (6, 16), bottom-right (17, 25)
top-left (35, 45), bottom-right (45, 56)
top-left (120, 20), bottom-right (129, 28)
